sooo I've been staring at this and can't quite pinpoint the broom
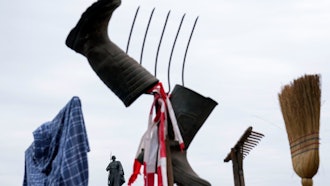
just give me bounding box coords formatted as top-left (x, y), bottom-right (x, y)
top-left (278, 74), bottom-right (321, 186)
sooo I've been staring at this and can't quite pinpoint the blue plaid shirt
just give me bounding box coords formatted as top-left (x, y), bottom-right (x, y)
top-left (23, 97), bottom-right (90, 186)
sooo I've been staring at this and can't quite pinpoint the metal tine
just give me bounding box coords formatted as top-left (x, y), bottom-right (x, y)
top-left (243, 147), bottom-right (254, 152)
top-left (243, 146), bottom-right (254, 154)
top-left (244, 141), bottom-right (255, 147)
top-left (140, 7), bottom-right (155, 65)
top-left (167, 13), bottom-right (186, 93)
top-left (245, 142), bottom-right (258, 148)
top-left (244, 144), bottom-right (256, 148)
top-left (243, 143), bottom-right (255, 149)
top-left (248, 135), bottom-right (262, 141)
top-left (250, 134), bottom-right (264, 140)
top-left (126, 6), bottom-right (140, 54)
top-left (181, 16), bottom-right (199, 86)
top-left (154, 10), bottom-right (171, 77)
top-left (243, 151), bottom-right (249, 157)
top-left (243, 149), bottom-right (250, 154)
top-left (251, 131), bottom-right (265, 137)
top-left (243, 148), bottom-right (252, 152)
top-left (247, 138), bottom-right (261, 143)
top-left (242, 148), bottom-right (253, 153)
top-left (250, 136), bottom-right (263, 141)
top-left (246, 138), bottom-right (260, 144)
top-left (242, 150), bottom-right (250, 156)
top-left (245, 140), bottom-right (258, 146)
top-left (246, 139), bottom-right (258, 144)
top-left (243, 153), bottom-right (249, 158)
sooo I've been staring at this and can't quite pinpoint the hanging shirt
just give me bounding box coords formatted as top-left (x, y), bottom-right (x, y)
top-left (23, 96), bottom-right (90, 186)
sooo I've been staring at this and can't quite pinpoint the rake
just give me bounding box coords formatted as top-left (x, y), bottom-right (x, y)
top-left (224, 126), bottom-right (264, 186)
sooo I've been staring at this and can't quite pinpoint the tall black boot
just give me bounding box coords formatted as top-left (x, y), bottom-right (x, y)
top-left (169, 85), bottom-right (217, 186)
top-left (66, 0), bottom-right (158, 107)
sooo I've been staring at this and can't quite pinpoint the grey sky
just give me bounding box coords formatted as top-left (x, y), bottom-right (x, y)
top-left (1, 0), bottom-right (329, 185)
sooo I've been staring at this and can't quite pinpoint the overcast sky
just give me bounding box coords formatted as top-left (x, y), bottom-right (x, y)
top-left (1, 0), bottom-right (329, 185)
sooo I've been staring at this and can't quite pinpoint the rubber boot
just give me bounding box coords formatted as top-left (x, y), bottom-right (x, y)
top-left (169, 84), bottom-right (217, 186)
top-left (66, 0), bottom-right (158, 107)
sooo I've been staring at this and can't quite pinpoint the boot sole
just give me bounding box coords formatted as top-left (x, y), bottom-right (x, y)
top-left (66, 0), bottom-right (121, 53)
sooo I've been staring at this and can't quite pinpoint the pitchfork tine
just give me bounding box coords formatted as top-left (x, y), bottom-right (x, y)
top-left (154, 10), bottom-right (171, 77)
top-left (182, 16), bottom-right (199, 86)
top-left (140, 8), bottom-right (155, 65)
top-left (167, 13), bottom-right (186, 92)
top-left (126, 6), bottom-right (140, 53)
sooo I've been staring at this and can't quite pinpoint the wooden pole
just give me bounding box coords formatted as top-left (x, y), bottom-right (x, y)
top-left (231, 147), bottom-right (245, 186)
top-left (166, 139), bottom-right (174, 186)
top-left (224, 126), bottom-right (264, 186)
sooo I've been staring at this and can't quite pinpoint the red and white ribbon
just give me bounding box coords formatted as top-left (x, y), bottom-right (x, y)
top-left (128, 82), bottom-right (184, 186)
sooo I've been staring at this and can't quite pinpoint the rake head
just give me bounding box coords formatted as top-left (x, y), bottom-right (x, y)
top-left (224, 126), bottom-right (264, 162)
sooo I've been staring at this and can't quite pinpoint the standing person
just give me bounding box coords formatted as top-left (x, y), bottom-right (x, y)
top-left (106, 155), bottom-right (125, 186)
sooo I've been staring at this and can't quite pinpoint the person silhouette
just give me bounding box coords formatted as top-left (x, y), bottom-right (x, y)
top-left (106, 155), bottom-right (125, 186)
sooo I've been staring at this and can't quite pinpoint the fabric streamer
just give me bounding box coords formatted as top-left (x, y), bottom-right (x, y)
top-left (128, 82), bottom-right (184, 186)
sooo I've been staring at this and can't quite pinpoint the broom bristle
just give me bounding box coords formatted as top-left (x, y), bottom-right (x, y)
top-left (279, 74), bottom-right (321, 140)
top-left (278, 74), bottom-right (321, 185)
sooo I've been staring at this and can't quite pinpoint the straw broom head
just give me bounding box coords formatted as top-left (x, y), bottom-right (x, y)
top-left (278, 74), bottom-right (321, 186)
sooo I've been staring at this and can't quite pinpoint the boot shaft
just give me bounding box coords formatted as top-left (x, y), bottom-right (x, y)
top-left (169, 85), bottom-right (217, 186)
top-left (86, 41), bottom-right (158, 107)
top-left (169, 85), bottom-right (217, 149)
top-left (66, 0), bottom-right (158, 107)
